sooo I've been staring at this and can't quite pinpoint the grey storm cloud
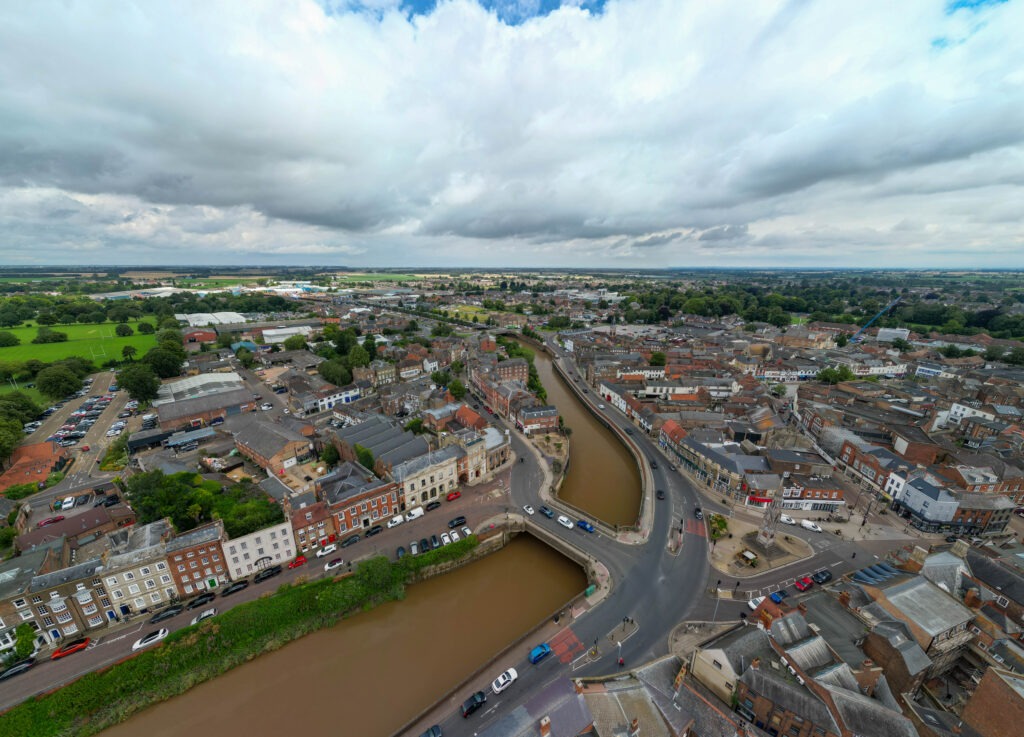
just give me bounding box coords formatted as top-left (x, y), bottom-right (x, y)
top-left (0, 0), bottom-right (1021, 267)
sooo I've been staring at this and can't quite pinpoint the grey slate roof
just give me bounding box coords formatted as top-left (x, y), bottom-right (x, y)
top-left (965, 549), bottom-right (1024, 605)
top-left (157, 386), bottom-right (252, 422)
top-left (881, 577), bottom-right (974, 638)
top-left (872, 621), bottom-right (931, 676)
top-left (391, 446), bottom-right (462, 483)
top-left (801, 591), bottom-right (869, 667)
top-left (0, 546), bottom-right (51, 601)
top-left (740, 668), bottom-right (839, 734)
top-left (166, 521), bottom-right (223, 553)
top-left (234, 422), bottom-right (308, 459)
top-left (30, 556), bottom-right (105, 592)
top-left (824, 683), bottom-right (919, 737)
top-left (318, 461), bottom-right (392, 505)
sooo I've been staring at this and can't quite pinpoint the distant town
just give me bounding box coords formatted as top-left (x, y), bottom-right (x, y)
top-left (1, 268), bottom-right (1023, 737)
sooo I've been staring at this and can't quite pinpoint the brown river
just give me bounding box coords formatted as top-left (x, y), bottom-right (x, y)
top-left (101, 342), bottom-right (637, 737)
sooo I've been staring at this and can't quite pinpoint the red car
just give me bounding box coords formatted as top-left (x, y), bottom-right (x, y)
top-left (51, 637), bottom-right (90, 660)
top-left (287, 555), bottom-right (307, 569)
top-left (37, 515), bottom-right (65, 528)
top-left (446, 491), bottom-right (462, 502)
top-left (794, 576), bottom-right (814, 592)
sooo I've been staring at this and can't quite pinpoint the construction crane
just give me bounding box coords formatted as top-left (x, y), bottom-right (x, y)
top-left (849, 296), bottom-right (901, 343)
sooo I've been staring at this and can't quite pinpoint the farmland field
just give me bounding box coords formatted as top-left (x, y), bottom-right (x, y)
top-left (175, 278), bottom-right (265, 288)
top-left (333, 272), bottom-right (419, 282)
top-left (0, 320), bottom-right (157, 364)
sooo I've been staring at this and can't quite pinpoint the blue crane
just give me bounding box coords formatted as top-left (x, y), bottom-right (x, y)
top-left (850, 296), bottom-right (901, 343)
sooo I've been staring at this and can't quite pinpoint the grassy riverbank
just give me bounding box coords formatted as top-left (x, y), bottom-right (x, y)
top-left (0, 538), bottom-right (477, 737)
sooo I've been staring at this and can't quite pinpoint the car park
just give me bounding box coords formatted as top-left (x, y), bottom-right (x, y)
top-left (149, 604), bottom-right (185, 624)
top-left (529, 642), bottom-right (552, 664)
top-left (491, 667), bottom-right (518, 694)
top-left (769, 590), bottom-right (789, 604)
top-left (523, 504), bottom-right (535, 515)
top-left (0, 659), bottom-right (35, 682)
top-left (324, 558), bottom-right (345, 572)
top-left (577, 519), bottom-right (596, 533)
top-left (341, 535), bottom-right (360, 548)
top-left (365, 525), bottom-right (383, 537)
top-left (748, 596), bottom-right (766, 611)
top-left (779, 514), bottom-right (796, 525)
top-left (461, 691), bottom-right (487, 718)
top-left (256, 564), bottom-right (284, 581)
top-left (316, 543), bottom-right (339, 558)
top-left (539, 505), bottom-right (554, 518)
top-left (440, 532), bottom-right (451, 545)
top-left (426, 501), bottom-right (442, 512)
top-left (186, 592), bottom-right (217, 610)
top-left (811, 570), bottom-right (833, 584)
top-left (794, 576), bottom-right (814, 592)
top-left (51, 637), bottom-right (91, 660)
top-left (448, 515), bottom-right (466, 529)
top-left (446, 490), bottom-right (461, 502)
top-left (190, 608), bottom-right (218, 625)
top-left (557, 515), bottom-right (574, 529)
top-left (287, 556), bottom-right (307, 569)
top-left (221, 580), bottom-right (249, 597)
top-left (132, 629), bottom-right (169, 651)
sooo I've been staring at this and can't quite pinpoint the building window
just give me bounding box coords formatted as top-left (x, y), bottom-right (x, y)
top-left (13, 598), bottom-right (26, 609)
top-left (156, 562), bottom-right (167, 571)
top-left (140, 567), bottom-right (151, 576)
top-left (128, 584), bottom-right (140, 595)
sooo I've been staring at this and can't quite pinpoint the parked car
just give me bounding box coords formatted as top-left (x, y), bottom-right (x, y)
top-left (190, 608), bottom-right (218, 626)
top-left (491, 667), bottom-right (518, 694)
top-left (287, 556), bottom-right (307, 569)
top-left (102, 494), bottom-right (121, 508)
top-left (448, 515), bottom-right (466, 529)
top-left (132, 629), bottom-right (169, 651)
top-left (418, 727), bottom-right (442, 737)
top-left (316, 543), bottom-right (338, 558)
top-left (386, 514), bottom-right (405, 528)
top-left (461, 690), bottom-right (487, 718)
top-left (149, 604), bottom-right (184, 624)
top-left (186, 592), bottom-right (217, 610)
top-left (341, 535), bottom-right (360, 548)
top-left (0, 659), bottom-right (35, 681)
top-left (221, 580), bottom-right (249, 597)
top-left (440, 532), bottom-right (451, 545)
top-left (446, 491), bottom-right (461, 502)
top-left (794, 576), bottom-right (814, 592)
top-left (425, 501), bottom-right (442, 512)
top-left (779, 514), bottom-right (796, 525)
top-left (769, 590), bottom-right (789, 604)
top-left (811, 570), bottom-right (833, 584)
top-left (461, 526), bottom-right (472, 539)
top-left (523, 505), bottom-right (535, 515)
top-left (800, 520), bottom-right (822, 533)
top-left (36, 516), bottom-right (65, 528)
top-left (557, 515), bottom-right (574, 529)
top-left (747, 596), bottom-right (766, 611)
top-left (256, 564), bottom-right (284, 582)
top-left (365, 525), bottom-right (383, 537)
top-left (528, 642), bottom-right (552, 664)
top-left (410, 540), bottom-right (420, 555)
top-left (51, 637), bottom-right (90, 660)
top-left (577, 519), bottom-right (596, 533)
top-left (324, 558), bottom-right (345, 572)
top-left (396, 546), bottom-right (406, 559)
top-left (419, 537), bottom-right (430, 554)
top-left (405, 506), bottom-right (424, 520)
top-left (449, 529), bottom-right (460, 542)
top-left (430, 534), bottom-right (440, 549)
top-left (539, 505), bottom-right (554, 519)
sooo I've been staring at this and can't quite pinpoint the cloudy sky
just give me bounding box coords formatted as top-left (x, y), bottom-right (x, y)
top-left (0, 0), bottom-right (1021, 268)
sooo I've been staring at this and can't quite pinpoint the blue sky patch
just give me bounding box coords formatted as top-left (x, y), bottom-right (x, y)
top-left (946, 0), bottom-right (1007, 13)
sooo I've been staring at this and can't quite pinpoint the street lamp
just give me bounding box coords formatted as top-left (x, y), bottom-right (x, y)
top-left (712, 579), bottom-right (722, 622)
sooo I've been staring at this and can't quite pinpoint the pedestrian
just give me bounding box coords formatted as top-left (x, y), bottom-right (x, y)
top-left (851, 552), bottom-right (857, 559)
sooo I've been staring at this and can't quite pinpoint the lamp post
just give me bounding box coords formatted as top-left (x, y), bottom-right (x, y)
top-left (712, 579), bottom-right (722, 622)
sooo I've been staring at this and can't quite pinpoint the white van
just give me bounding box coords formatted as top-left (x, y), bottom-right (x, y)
top-left (386, 514), bottom-right (405, 529)
top-left (800, 519), bottom-right (822, 533)
top-left (405, 506), bottom-right (424, 521)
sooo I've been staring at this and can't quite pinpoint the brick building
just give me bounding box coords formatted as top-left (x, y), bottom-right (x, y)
top-left (316, 461), bottom-right (401, 536)
top-left (164, 521), bottom-right (229, 597)
top-left (960, 667), bottom-right (1024, 737)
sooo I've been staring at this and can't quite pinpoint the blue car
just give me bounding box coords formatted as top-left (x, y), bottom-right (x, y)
top-left (577, 519), bottom-right (595, 533)
top-left (529, 643), bottom-right (552, 664)
top-left (769, 589), bottom-right (789, 604)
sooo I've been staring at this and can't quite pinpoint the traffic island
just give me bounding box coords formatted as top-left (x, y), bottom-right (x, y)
top-left (707, 516), bottom-right (813, 579)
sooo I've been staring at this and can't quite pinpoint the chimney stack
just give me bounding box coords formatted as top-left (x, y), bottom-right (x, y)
top-left (539, 716), bottom-right (551, 737)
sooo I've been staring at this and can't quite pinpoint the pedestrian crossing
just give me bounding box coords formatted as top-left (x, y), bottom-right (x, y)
top-left (550, 627), bottom-right (585, 663)
top-left (684, 519), bottom-right (707, 537)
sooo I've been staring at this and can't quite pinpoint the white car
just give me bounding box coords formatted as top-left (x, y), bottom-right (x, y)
top-left (259, 403), bottom-right (274, 411)
top-left (461, 526), bottom-right (472, 539)
top-left (449, 529), bottom-right (460, 542)
top-left (491, 667), bottom-right (518, 694)
top-left (557, 515), bottom-right (574, 530)
top-left (748, 596), bottom-right (766, 611)
top-left (190, 608), bottom-right (217, 626)
top-left (523, 505), bottom-right (535, 516)
top-left (324, 558), bottom-right (344, 572)
top-left (132, 628), bottom-right (169, 651)
top-left (315, 543), bottom-right (338, 558)
top-left (386, 515), bottom-right (404, 528)
top-left (440, 532), bottom-right (452, 545)
top-left (779, 514), bottom-right (796, 525)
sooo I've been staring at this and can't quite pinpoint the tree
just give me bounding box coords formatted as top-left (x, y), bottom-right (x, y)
top-left (107, 307), bottom-right (131, 323)
top-left (0, 391), bottom-right (42, 424)
top-left (122, 345), bottom-right (138, 361)
top-left (35, 365), bottom-right (80, 399)
top-left (318, 359), bottom-right (352, 387)
top-left (835, 333), bottom-right (849, 347)
top-left (32, 327), bottom-right (68, 344)
top-left (136, 321), bottom-right (155, 334)
top-left (13, 623), bottom-right (36, 661)
top-left (816, 366), bottom-right (856, 385)
top-left (450, 359), bottom-right (464, 375)
top-left (403, 418), bottom-right (424, 434)
top-left (362, 334), bottom-right (377, 359)
top-left (984, 345), bottom-right (1007, 361)
top-left (115, 323), bottom-right (134, 337)
top-left (354, 444), bottom-right (375, 472)
top-left (0, 417), bottom-right (23, 465)
top-left (347, 343), bottom-right (370, 367)
top-left (35, 312), bottom-right (58, 326)
top-left (118, 363), bottom-right (161, 402)
top-left (320, 444), bottom-right (340, 468)
top-left (0, 331), bottom-right (18, 347)
top-left (649, 351), bottom-right (666, 367)
top-left (449, 378), bottom-right (466, 400)
top-left (142, 347), bottom-right (183, 378)
top-left (431, 370), bottom-right (451, 386)
top-left (283, 334), bottom-right (307, 351)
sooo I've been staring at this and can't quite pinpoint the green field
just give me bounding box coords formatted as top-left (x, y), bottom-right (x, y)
top-left (0, 383), bottom-right (46, 406)
top-left (0, 319), bottom-right (157, 364)
top-left (334, 273), bottom-right (419, 282)
top-left (175, 278), bottom-right (265, 288)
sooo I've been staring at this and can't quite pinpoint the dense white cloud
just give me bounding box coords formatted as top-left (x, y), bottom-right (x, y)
top-left (0, 0), bottom-right (1021, 267)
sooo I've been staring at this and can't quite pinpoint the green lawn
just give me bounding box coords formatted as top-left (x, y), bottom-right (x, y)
top-left (0, 383), bottom-right (46, 406)
top-left (0, 319), bottom-right (157, 364)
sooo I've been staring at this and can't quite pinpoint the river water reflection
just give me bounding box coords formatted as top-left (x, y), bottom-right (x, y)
top-left (101, 535), bottom-right (585, 737)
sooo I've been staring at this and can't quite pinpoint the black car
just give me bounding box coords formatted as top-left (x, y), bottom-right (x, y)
top-left (694, 507), bottom-right (703, 520)
top-left (102, 494), bottom-right (121, 507)
top-left (365, 525), bottom-right (384, 537)
top-left (254, 564), bottom-right (283, 583)
top-left (539, 505), bottom-right (555, 519)
top-left (625, 427), bottom-right (634, 435)
top-left (186, 592), bottom-right (217, 610)
top-left (420, 538), bottom-right (430, 554)
top-left (461, 690), bottom-right (487, 718)
top-left (418, 727), bottom-right (442, 737)
top-left (656, 489), bottom-right (666, 500)
top-left (945, 535), bottom-right (958, 543)
top-left (811, 570), bottom-right (833, 584)
top-left (430, 534), bottom-right (440, 549)
top-left (396, 546), bottom-right (406, 559)
top-left (0, 658), bottom-right (35, 682)
top-left (149, 604), bottom-right (185, 624)
top-left (448, 515), bottom-right (466, 529)
top-left (426, 501), bottom-right (442, 512)
top-left (221, 580), bottom-right (249, 597)
top-left (341, 534), bottom-right (360, 548)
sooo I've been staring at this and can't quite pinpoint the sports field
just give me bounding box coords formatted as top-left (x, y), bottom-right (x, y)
top-left (0, 320), bottom-right (157, 364)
